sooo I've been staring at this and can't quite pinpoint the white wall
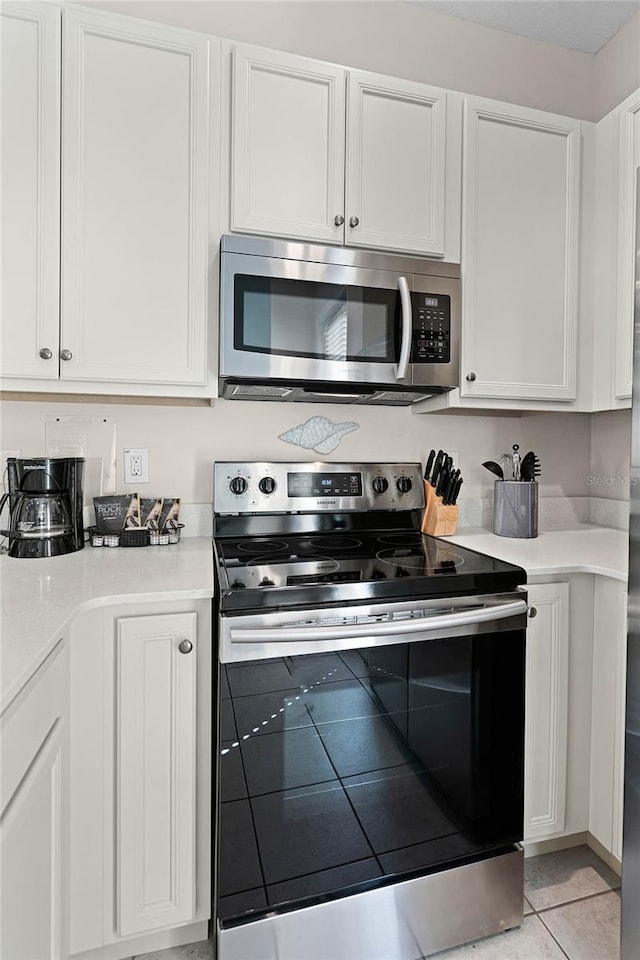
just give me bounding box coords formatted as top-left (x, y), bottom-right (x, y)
top-left (590, 410), bottom-right (632, 502)
top-left (88, 0), bottom-right (597, 119)
top-left (1, 397), bottom-right (592, 506)
top-left (594, 11), bottom-right (640, 120)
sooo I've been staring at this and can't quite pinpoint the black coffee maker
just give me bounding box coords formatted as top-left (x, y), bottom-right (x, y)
top-left (0, 457), bottom-right (85, 558)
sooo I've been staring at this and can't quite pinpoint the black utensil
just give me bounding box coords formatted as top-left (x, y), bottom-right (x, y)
top-left (436, 463), bottom-right (449, 498)
top-left (521, 451), bottom-right (541, 482)
top-left (431, 450), bottom-right (445, 488)
top-left (482, 460), bottom-right (504, 481)
top-left (452, 476), bottom-right (463, 504)
top-left (424, 449), bottom-right (436, 482)
top-left (443, 469), bottom-right (459, 505)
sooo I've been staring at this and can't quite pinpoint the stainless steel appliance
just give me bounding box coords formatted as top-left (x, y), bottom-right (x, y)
top-left (219, 235), bottom-right (460, 405)
top-left (622, 170), bottom-right (640, 959)
top-left (0, 457), bottom-right (84, 558)
top-left (213, 461), bottom-right (528, 960)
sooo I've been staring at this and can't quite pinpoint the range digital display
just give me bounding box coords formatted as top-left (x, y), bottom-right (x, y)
top-left (287, 472), bottom-right (363, 498)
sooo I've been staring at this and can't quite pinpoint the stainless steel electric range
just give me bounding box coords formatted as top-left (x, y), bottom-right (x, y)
top-left (213, 462), bottom-right (528, 960)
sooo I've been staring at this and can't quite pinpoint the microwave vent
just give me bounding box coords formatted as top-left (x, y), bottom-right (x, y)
top-left (230, 384), bottom-right (292, 399)
top-left (368, 391), bottom-right (425, 405)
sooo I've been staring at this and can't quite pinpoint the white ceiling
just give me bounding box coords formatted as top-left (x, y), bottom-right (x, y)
top-left (410, 0), bottom-right (640, 52)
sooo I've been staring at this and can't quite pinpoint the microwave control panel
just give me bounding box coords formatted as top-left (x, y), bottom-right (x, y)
top-left (412, 293), bottom-right (451, 363)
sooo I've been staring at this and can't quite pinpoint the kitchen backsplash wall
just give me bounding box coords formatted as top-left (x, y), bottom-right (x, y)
top-left (1, 398), bottom-right (593, 505)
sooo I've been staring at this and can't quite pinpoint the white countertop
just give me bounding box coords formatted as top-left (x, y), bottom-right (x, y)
top-left (447, 525), bottom-right (629, 582)
top-left (0, 538), bottom-right (214, 714)
top-left (1, 525), bottom-right (629, 714)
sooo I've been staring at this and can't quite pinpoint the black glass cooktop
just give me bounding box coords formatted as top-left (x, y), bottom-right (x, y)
top-left (214, 530), bottom-right (526, 613)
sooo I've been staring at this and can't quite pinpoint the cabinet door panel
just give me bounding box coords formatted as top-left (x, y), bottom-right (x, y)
top-left (1, 725), bottom-right (64, 960)
top-left (524, 583), bottom-right (569, 840)
top-left (346, 72), bottom-right (446, 256)
top-left (615, 92), bottom-right (640, 400)
top-left (116, 613), bottom-right (197, 936)
top-left (462, 100), bottom-right (580, 401)
top-left (0, 2), bottom-right (60, 379)
top-left (232, 45), bottom-right (345, 244)
top-left (62, 8), bottom-right (210, 384)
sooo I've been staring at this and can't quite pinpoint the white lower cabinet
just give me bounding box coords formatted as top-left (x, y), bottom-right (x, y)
top-left (524, 582), bottom-right (570, 841)
top-left (0, 641), bottom-right (68, 960)
top-left (590, 577), bottom-right (627, 860)
top-left (69, 600), bottom-right (211, 960)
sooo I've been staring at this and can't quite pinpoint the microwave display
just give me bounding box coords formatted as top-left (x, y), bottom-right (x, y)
top-left (287, 472), bottom-right (363, 498)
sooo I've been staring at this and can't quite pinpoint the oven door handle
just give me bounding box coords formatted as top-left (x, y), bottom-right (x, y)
top-left (229, 599), bottom-right (528, 643)
top-left (395, 276), bottom-right (412, 381)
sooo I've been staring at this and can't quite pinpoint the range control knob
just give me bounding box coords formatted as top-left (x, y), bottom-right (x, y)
top-left (372, 476), bottom-right (389, 495)
top-left (259, 476), bottom-right (276, 495)
top-left (259, 577), bottom-right (275, 587)
top-left (229, 476), bottom-right (248, 495)
top-left (396, 476), bottom-right (413, 494)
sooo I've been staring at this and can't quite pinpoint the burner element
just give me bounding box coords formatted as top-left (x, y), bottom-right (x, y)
top-left (377, 533), bottom-right (424, 546)
top-left (307, 535), bottom-right (362, 551)
top-left (236, 539), bottom-right (288, 555)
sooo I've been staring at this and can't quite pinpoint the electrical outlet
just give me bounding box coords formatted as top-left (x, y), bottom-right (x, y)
top-left (124, 448), bottom-right (149, 484)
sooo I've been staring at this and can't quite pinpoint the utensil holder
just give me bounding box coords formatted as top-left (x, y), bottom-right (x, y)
top-left (421, 480), bottom-right (458, 536)
top-left (493, 481), bottom-right (538, 538)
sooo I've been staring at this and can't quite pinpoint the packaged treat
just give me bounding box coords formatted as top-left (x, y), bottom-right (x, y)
top-left (94, 495), bottom-right (134, 533)
top-left (141, 497), bottom-right (164, 530)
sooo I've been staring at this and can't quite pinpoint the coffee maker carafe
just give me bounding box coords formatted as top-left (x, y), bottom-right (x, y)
top-left (0, 457), bottom-right (85, 558)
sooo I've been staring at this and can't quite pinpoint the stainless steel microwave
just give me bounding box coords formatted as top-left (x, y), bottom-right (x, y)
top-left (219, 235), bottom-right (461, 405)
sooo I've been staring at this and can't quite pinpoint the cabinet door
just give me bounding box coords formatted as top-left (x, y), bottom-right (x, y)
top-left (524, 582), bottom-right (570, 841)
top-left (346, 72), bottom-right (446, 256)
top-left (614, 89), bottom-right (640, 400)
top-left (0, 2), bottom-right (60, 379)
top-left (116, 613), bottom-right (197, 936)
top-left (232, 44), bottom-right (346, 244)
top-left (1, 644), bottom-right (67, 960)
top-left (590, 577), bottom-right (627, 858)
top-left (461, 100), bottom-right (580, 401)
top-left (61, 8), bottom-right (210, 385)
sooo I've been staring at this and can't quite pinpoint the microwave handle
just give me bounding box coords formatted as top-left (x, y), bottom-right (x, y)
top-left (395, 276), bottom-right (412, 380)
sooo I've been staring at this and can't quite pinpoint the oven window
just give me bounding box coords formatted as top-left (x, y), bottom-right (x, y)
top-left (217, 631), bottom-right (525, 926)
top-left (234, 275), bottom-right (399, 363)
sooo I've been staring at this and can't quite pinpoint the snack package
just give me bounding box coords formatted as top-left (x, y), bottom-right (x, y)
top-left (160, 498), bottom-right (181, 531)
top-left (141, 498), bottom-right (164, 531)
top-left (93, 495), bottom-right (134, 533)
top-left (124, 492), bottom-right (141, 528)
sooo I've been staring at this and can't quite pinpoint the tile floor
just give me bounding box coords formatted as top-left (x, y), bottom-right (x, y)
top-left (132, 845), bottom-right (621, 960)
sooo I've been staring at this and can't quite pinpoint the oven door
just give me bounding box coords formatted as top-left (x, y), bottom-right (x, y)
top-left (216, 593), bottom-right (526, 928)
top-left (220, 251), bottom-right (416, 389)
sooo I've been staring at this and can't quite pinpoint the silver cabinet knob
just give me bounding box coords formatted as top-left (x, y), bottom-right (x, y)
top-left (349, 216), bottom-right (360, 228)
top-left (528, 607), bottom-right (537, 619)
top-left (39, 348), bottom-right (53, 360)
top-left (59, 349), bottom-right (73, 361)
top-left (466, 372), bottom-right (477, 382)
top-left (178, 639), bottom-right (193, 654)
top-left (334, 214), bottom-right (344, 226)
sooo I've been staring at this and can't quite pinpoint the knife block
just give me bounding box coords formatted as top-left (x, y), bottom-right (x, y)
top-left (421, 480), bottom-right (459, 536)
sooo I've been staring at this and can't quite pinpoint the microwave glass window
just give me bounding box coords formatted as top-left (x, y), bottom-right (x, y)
top-left (234, 276), bottom-right (399, 363)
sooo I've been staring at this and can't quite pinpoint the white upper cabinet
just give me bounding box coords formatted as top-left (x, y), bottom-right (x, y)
top-left (231, 45), bottom-right (456, 257)
top-left (0, 2), bottom-right (61, 379)
top-left (614, 88), bottom-right (640, 400)
top-left (232, 44), bottom-right (346, 244)
top-left (345, 72), bottom-right (446, 256)
top-left (460, 99), bottom-right (581, 402)
top-left (61, 7), bottom-right (211, 385)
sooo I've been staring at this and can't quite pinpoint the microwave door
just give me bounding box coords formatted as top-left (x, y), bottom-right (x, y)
top-left (221, 253), bottom-right (413, 389)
